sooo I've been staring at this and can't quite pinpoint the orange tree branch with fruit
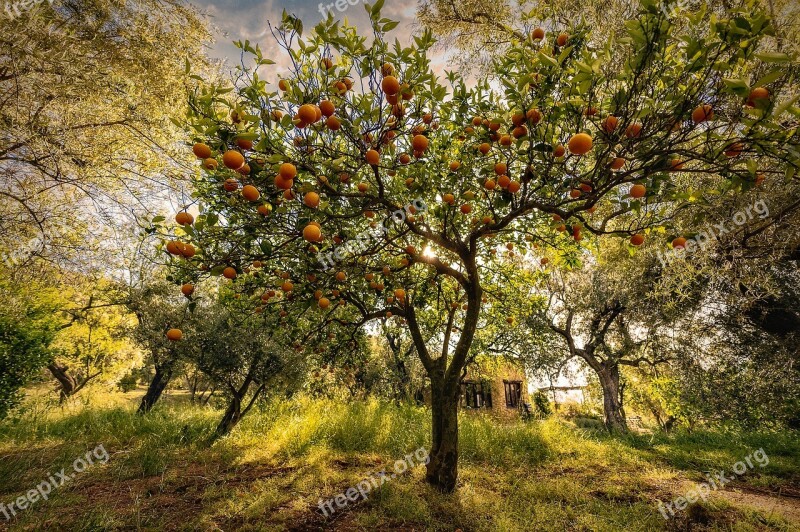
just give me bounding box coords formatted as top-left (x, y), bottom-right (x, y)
top-left (153, 0), bottom-right (798, 492)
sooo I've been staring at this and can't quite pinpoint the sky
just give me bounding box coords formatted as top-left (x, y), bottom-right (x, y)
top-left (189, 0), bottom-right (426, 73)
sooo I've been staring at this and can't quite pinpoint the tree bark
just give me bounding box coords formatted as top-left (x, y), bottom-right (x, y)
top-left (214, 378), bottom-right (264, 437)
top-left (425, 372), bottom-right (460, 492)
top-left (138, 365), bottom-right (172, 414)
top-left (48, 362), bottom-right (78, 403)
top-left (598, 363), bottom-right (628, 433)
top-left (215, 394), bottom-right (243, 437)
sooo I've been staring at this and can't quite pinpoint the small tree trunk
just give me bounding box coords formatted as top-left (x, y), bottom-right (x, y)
top-left (215, 394), bottom-right (243, 437)
top-left (138, 365), bottom-right (172, 414)
top-left (599, 363), bottom-right (628, 433)
top-left (48, 362), bottom-right (78, 403)
top-left (426, 375), bottom-right (460, 492)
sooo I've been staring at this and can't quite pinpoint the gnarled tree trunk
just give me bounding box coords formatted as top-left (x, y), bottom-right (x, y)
top-left (598, 362), bottom-right (628, 433)
top-left (48, 362), bottom-right (78, 402)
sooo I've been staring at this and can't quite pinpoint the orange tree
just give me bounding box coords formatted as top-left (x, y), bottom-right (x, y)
top-left (160, 1), bottom-right (798, 491)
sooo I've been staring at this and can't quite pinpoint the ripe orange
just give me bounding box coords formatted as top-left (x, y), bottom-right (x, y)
top-left (278, 79), bottom-right (289, 91)
top-left (202, 158), bottom-right (218, 170)
top-left (181, 284), bottom-right (194, 296)
top-left (275, 175), bottom-right (293, 190)
top-left (630, 184), bottom-right (646, 198)
top-left (494, 162), bottom-right (507, 175)
top-left (242, 185), bottom-right (260, 201)
top-left (176, 212), bottom-right (194, 226)
top-left (526, 108), bottom-right (542, 124)
top-left (482, 215), bottom-right (493, 224)
top-left (223, 267), bottom-right (237, 279)
top-left (223, 178), bottom-right (239, 192)
top-left (222, 150), bottom-right (244, 170)
top-left (692, 104), bottom-right (713, 123)
top-left (531, 27), bottom-right (545, 40)
top-left (412, 135), bottom-right (429, 152)
top-left (508, 180), bottom-right (521, 193)
top-left (279, 163), bottom-right (297, 180)
top-left (166, 329), bottom-right (182, 341)
top-left (381, 76), bottom-right (400, 96)
top-left (335, 271), bottom-right (346, 282)
top-left (394, 288), bottom-right (406, 301)
top-left (540, 257), bottom-right (549, 265)
top-left (611, 157), bottom-right (626, 170)
top-left (399, 153), bottom-right (411, 165)
top-left (297, 104), bottom-right (316, 124)
top-left (499, 135), bottom-right (512, 146)
top-left (237, 163), bottom-right (250, 176)
top-left (304, 192), bottom-right (320, 208)
top-left (281, 280), bottom-right (293, 292)
top-left (568, 133), bottom-right (593, 155)
top-left (672, 237), bottom-right (687, 249)
top-left (570, 188), bottom-right (582, 198)
top-left (326, 116), bottom-right (341, 130)
top-left (460, 204), bottom-right (472, 214)
top-left (553, 144), bottom-right (565, 157)
top-left (357, 182), bottom-right (369, 193)
top-left (303, 223), bottom-right (322, 242)
top-left (625, 122), bottom-right (642, 138)
top-left (478, 143), bottom-right (491, 154)
top-left (601, 115), bottom-right (619, 133)
top-left (512, 125), bottom-right (528, 138)
top-left (443, 193), bottom-right (455, 205)
top-left (366, 149), bottom-right (380, 166)
top-left (235, 138), bottom-right (253, 150)
top-left (449, 161), bottom-right (461, 171)
top-left (670, 159), bottom-right (684, 171)
top-left (498, 175), bottom-right (511, 188)
top-left (485, 179), bottom-right (497, 190)
top-left (405, 245), bottom-right (416, 255)
top-left (557, 33), bottom-right (569, 46)
top-left (630, 234), bottom-right (645, 246)
top-left (193, 143), bottom-right (211, 159)
top-left (584, 106), bottom-right (598, 116)
top-left (320, 100), bottom-right (335, 117)
top-left (318, 297), bottom-right (330, 309)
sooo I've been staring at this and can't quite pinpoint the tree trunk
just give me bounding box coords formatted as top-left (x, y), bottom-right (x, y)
top-left (214, 377), bottom-right (264, 438)
top-left (138, 365), bottom-right (172, 414)
top-left (598, 363), bottom-right (628, 433)
top-left (426, 375), bottom-right (460, 492)
top-left (48, 362), bottom-right (78, 402)
top-left (215, 394), bottom-right (243, 437)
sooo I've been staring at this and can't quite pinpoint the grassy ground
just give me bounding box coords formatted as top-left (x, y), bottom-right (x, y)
top-left (0, 390), bottom-right (798, 531)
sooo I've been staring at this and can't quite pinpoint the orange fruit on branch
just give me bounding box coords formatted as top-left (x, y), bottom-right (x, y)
top-left (193, 143), bottom-right (211, 159)
top-left (222, 150), bottom-right (245, 170)
top-left (567, 133), bottom-right (593, 155)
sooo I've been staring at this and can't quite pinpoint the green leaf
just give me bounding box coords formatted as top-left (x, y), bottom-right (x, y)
top-left (755, 52), bottom-right (792, 63)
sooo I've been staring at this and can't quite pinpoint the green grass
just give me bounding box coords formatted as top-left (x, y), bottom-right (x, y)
top-left (0, 391), bottom-right (797, 530)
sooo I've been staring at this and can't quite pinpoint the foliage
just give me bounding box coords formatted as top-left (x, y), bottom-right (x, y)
top-left (0, 279), bottom-right (62, 418)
